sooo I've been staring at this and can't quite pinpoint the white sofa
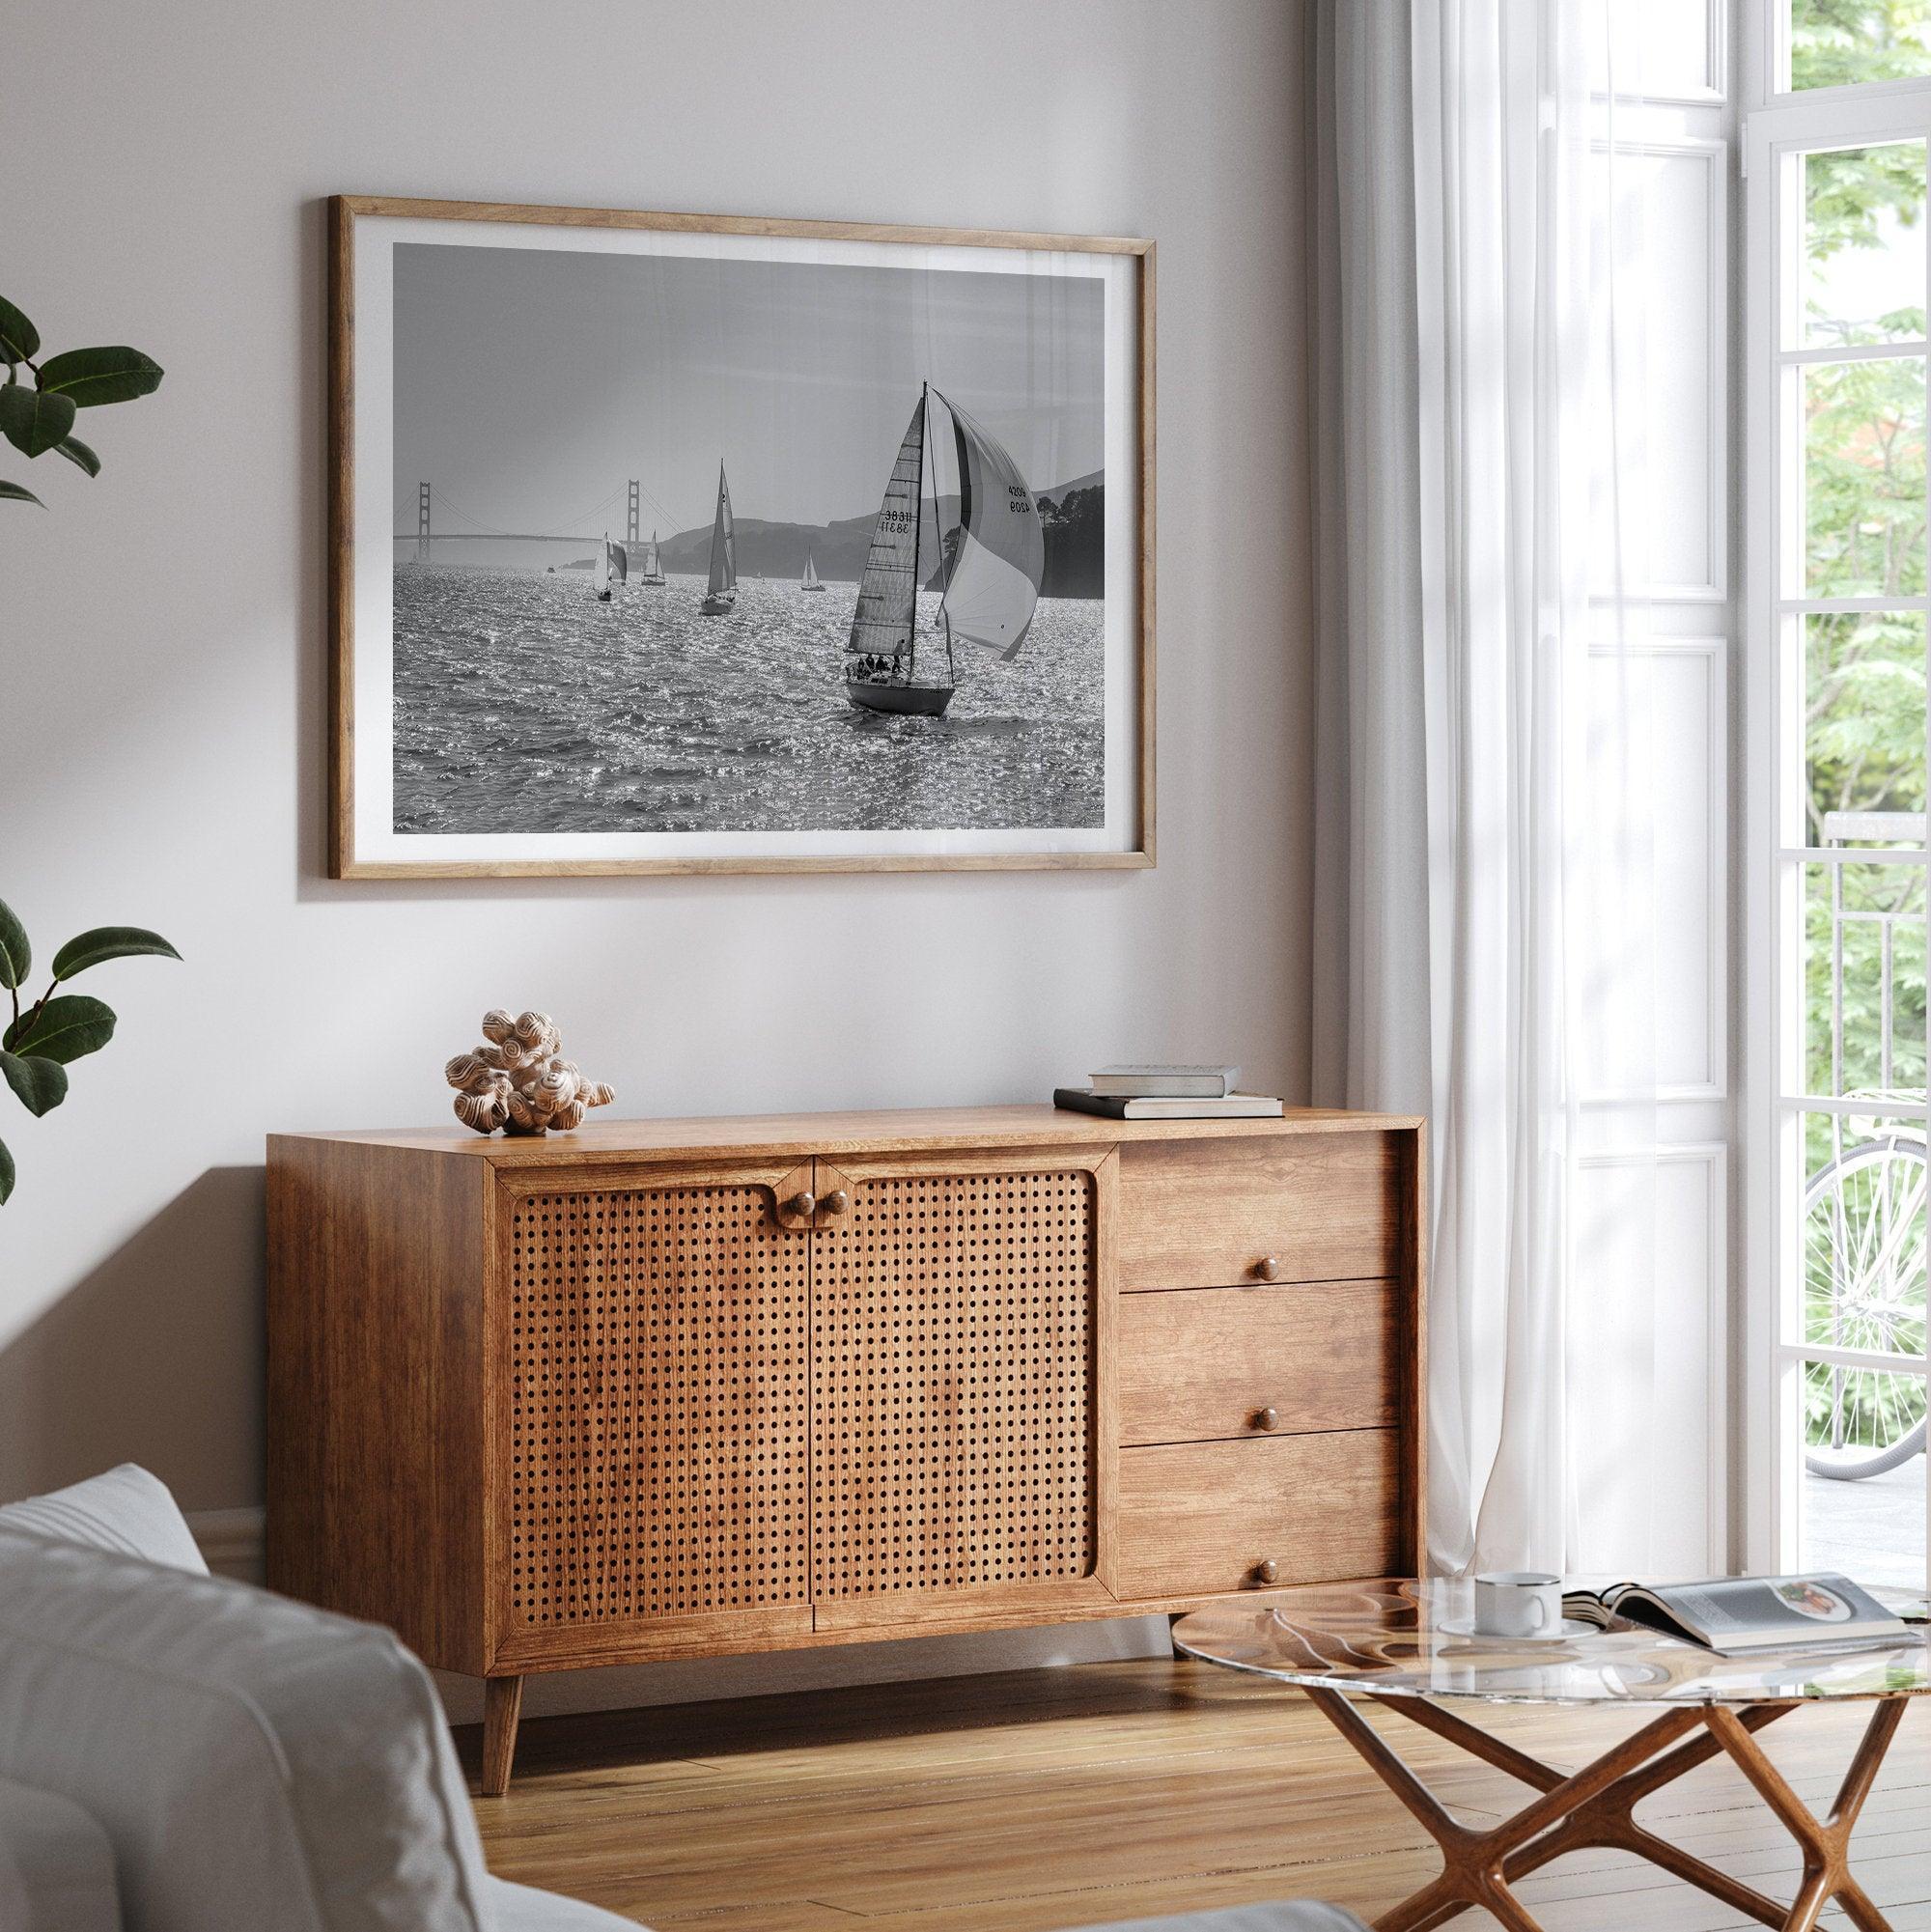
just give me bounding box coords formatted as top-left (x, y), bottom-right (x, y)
top-left (0, 1466), bottom-right (1362, 1932)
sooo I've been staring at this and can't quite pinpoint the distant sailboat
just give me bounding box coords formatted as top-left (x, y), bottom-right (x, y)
top-left (593, 532), bottom-right (626, 602)
top-left (844, 384), bottom-right (1044, 716)
top-left (699, 463), bottom-right (737, 615)
top-left (640, 530), bottom-right (666, 587)
top-left (800, 550), bottom-right (826, 593)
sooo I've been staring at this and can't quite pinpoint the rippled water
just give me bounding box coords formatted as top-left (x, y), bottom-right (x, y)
top-left (392, 569), bottom-right (1105, 835)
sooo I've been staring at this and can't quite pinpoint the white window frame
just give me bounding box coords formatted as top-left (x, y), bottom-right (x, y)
top-left (1743, 1), bottom-right (1931, 1598)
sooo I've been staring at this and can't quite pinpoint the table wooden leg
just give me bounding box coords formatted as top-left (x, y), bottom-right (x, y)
top-left (1297, 1689), bottom-right (1912, 1932)
top-left (1703, 1699), bottom-right (1908, 1932)
top-left (1301, 1689), bottom-right (1701, 1932)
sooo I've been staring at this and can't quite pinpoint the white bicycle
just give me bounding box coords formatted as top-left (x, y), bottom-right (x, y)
top-left (1804, 1127), bottom-right (1928, 1480)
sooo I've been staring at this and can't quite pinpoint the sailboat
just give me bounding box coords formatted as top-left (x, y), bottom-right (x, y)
top-left (800, 550), bottom-right (826, 593)
top-left (844, 384), bottom-right (1044, 716)
top-left (639, 530), bottom-right (666, 587)
top-left (698, 462), bottom-right (737, 615)
top-left (592, 532), bottom-right (626, 602)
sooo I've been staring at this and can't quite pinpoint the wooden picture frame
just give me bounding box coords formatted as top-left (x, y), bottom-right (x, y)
top-left (328, 195), bottom-right (1156, 878)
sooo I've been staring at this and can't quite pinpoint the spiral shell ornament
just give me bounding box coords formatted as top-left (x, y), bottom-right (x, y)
top-left (443, 1010), bottom-right (615, 1136)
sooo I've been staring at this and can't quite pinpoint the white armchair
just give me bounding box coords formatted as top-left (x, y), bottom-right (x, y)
top-left (0, 1467), bottom-right (1362, 1932)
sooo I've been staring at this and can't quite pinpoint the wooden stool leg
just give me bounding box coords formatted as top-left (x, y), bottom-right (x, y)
top-left (481, 1674), bottom-right (524, 1797)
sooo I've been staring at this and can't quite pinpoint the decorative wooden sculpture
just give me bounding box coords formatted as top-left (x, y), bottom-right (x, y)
top-left (443, 1009), bottom-right (614, 1135)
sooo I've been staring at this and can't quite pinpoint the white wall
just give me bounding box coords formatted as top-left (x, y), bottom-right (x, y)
top-left (0, 0), bottom-right (1312, 1714)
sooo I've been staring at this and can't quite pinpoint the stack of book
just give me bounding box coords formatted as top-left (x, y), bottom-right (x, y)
top-left (1052, 1065), bottom-right (1285, 1120)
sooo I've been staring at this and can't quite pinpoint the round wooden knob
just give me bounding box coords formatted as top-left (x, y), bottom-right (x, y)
top-left (789, 1190), bottom-right (817, 1218)
top-left (1255, 1255), bottom-right (1280, 1281)
top-left (822, 1190), bottom-right (850, 1216)
top-left (1254, 1406), bottom-right (1279, 1432)
top-left (1254, 1557), bottom-right (1279, 1586)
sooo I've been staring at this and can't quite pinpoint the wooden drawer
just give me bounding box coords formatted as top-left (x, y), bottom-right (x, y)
top-left (1117, 1134), bottom-right (1402, 1291)
top-left (1118, 1280), bottom-right (1396, 1445)
top-left (1114, 1432), bottom-right (1402, 1598)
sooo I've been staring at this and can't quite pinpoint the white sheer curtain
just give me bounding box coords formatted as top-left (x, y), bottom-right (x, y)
top-left (1310, 0), bottom-right (1663, 1576)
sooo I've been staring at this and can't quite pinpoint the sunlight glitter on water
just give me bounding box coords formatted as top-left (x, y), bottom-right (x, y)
top-left (392, 569), bottom-right (1106, 836)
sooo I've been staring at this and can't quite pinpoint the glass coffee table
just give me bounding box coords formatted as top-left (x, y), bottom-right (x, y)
top-left (1173, 1579), bottom-right (1930, 1932)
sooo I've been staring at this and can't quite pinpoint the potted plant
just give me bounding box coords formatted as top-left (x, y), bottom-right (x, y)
top-left (3, 290), bottom-right (175, 1203)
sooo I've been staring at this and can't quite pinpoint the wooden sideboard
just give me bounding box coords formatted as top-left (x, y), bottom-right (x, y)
top-left (266, 1105), bottom-right (1425, 1791)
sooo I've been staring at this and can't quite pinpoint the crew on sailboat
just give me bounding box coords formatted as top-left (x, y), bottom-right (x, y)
top-left (593, 532), bottom-right (626, 602)
top-left (843, 385), bottom-right (1044, 716)
top-left (699, 463), bottom-right (737, 616)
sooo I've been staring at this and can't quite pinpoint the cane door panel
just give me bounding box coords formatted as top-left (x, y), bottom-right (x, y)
top-left (807, 1151), bottom-right (1117, 1624)
top-left (497, 1167), bottom-right (812, 1650)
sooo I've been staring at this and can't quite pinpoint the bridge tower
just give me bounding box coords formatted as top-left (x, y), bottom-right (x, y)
top-left (626, 480), bottom-right (640, 547)
top-left (416, 483), bottom-right (431, 566)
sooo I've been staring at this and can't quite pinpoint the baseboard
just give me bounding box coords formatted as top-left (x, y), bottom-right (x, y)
top-left (188, 1506), bottom-right (1174, 1722)
top-left (188, 1503), bottom-right (266, 1582)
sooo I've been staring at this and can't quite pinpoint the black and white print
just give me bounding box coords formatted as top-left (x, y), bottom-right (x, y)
top-left (387, 240), bottom-right (1108, 842)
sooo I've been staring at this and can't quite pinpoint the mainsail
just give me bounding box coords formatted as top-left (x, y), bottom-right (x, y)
top-left (802, 551), bottom-right (820, 588)
top-left (934, 390), bottom-right (1045, 661)
top-left (593, 535), bottom-right (610, 597)
top-left (846, 395), bottom-right (927, 667)
top-left (706, 463), bottom-right (737, 596)
top-left (643, 533), bottom-right (660, 575)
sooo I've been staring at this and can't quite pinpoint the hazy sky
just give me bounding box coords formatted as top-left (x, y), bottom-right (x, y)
top-left (392, 242), bottom-right (1105, 545)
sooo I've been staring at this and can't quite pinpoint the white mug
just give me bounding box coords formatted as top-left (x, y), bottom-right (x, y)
top-left (1471, 1571), bottom-right (1563, 1639)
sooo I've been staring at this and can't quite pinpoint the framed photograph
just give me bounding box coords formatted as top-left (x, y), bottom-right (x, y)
top-left (327, 195), bottom-right (1155, 878)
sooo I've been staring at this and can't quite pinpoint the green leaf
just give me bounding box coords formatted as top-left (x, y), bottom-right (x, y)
top-left (51, 926), bottom-right (181, 980)
top-left (0, 901), bottom-right (28, 990)
top-left (0, 381), bottom-right (77, 459)
top-left (36, 347), bottom-right (163, 409)
top-left (5, 994), bottom-right (116, 1064)
top-left (53, 434), bottom-right (99, 478)
top-left (0, 1051), bottom-right (67, 1117)
top-left (0, 296), bottom-right (39, 364)
top-left (0, 478), bottom-right (42, 507)
top-left (0, 1133), bottom-right (14, 1205)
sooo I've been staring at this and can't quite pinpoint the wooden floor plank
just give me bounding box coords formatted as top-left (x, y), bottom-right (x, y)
top-left (462, 1658), bottom-right (1931, 1932)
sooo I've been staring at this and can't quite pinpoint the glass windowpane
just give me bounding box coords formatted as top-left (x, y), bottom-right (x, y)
top-left (1804, 357), bottom-right (1927, 598)
top-left (1803, 876), bottom-right (1928, 1100)
top-left (1802, 145), bottom-right (1927, 348)
top-left (1791, 1), bottom-right (1931, 92)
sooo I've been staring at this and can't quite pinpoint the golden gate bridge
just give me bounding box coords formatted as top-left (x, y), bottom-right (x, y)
top-left (394, 481), bottom-right (679, 560)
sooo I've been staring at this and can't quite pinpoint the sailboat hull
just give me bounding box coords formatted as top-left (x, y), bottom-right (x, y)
top-left (699, 592), bottom-right (736, 615)
top-left (799, 583), bottom-right (826, 593)
top-left (846, 679), bottom-right (954, 717)
top-left (641, 574), bottom-right (666, 587)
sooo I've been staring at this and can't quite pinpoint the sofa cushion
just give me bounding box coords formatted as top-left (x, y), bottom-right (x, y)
top-left (0, 1463), bottom-right (208, 1574)
top-left (0, 1774), bottom-right (121, 1932)
top-left (0, 1524), bottom-right (492, 1931)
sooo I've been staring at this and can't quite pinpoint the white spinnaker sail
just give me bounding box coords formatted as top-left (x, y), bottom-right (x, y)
top-left (707, 463), bottom-right (737, 595)
top-left (847, 396), bottom-right (926, 663)
top-left (607, 537), bottom-right (628, 583)
top-left (593, 536), bottom-right (610, 596)
top-left (935, 391), bottom-right (1044, 661)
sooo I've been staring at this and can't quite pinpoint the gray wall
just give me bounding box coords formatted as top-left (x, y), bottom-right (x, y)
top-left (0, 0), bottom-right (1312, 1713)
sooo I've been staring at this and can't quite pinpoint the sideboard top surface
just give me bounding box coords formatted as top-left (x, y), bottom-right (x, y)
top-left (268, 1103), bottom-right (1425, 1166)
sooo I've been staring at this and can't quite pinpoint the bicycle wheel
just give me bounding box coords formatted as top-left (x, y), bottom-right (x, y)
top-left (1802, 1134), bottom-right (1929, 1481)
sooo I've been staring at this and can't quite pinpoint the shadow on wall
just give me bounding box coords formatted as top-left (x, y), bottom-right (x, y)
top-left (0, 1166), bottom-right (266, 1511)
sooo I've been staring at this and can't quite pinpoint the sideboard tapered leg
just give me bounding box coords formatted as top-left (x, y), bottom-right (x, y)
top-left (481, 1674), bottom-right (524, 1797)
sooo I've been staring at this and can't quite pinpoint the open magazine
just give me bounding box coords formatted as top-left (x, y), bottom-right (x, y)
top-left (1563, 1574), bottom-right (1917, 1657)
